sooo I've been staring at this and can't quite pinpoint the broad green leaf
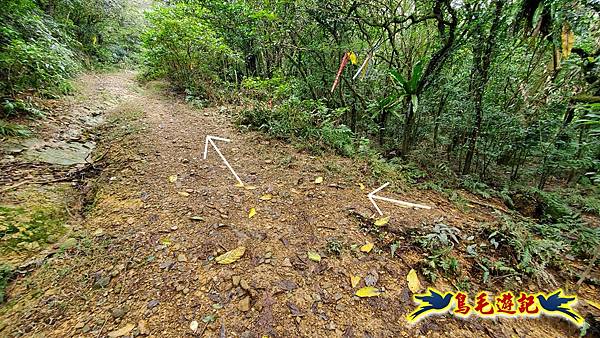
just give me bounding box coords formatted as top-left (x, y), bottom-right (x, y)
top-left (390, 69), bottom-right (408, 92)
top-left (409, 60), bottom-right (424, 92)
top-left (411, 94), bottom-right (419, 113)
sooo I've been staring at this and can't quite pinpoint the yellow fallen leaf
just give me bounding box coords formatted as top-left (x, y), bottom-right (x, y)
top-left (160, 237), bottom-right (172, 246)
top-left (358, 183), bottom-right (365, 190)
top-left (215, 246), bottom-right (246, 264)
top-left (360, 242), bottom-right (374, 253)
top-left (351, 275), bottom-right (360, 288)
top-left (108, 323), bottom-right (135, 337)
top-left (314, 176), bottom-right (323, 184)
top-left (374, 216), bottom-right (390, 226)
top-left (168, 175), bottom-right (178, 183)
top-left (355, 286), bottom-right (381, 297)
top-left (244, 185), bottom-right (257, 190)
top-left (307, 251), bottom-right (321, 262)
top-left (407, 269), bottom-right (421, 293)
top-left (178, 191), bottom-right (190, 197)
top-left (248, 207), bottom-right (256, 218)
top-left (234, 182), bottom-right (245, 188)
top-left (260, 194), bottom-right (272, 201)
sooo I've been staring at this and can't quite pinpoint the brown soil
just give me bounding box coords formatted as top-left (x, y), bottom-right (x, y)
top-left (0, 71), bottom-right (598, 338)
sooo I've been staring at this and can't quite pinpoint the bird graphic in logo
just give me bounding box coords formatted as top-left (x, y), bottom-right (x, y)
top-left (407, 288), bottom-right (454, 322)
top-left (536, 290), bottom-right (583, 325)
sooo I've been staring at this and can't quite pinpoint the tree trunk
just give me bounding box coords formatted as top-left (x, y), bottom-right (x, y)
top-left (401, 99), bottom-right (414, 155)
top-left (462, 0), bottom-right (504, 175)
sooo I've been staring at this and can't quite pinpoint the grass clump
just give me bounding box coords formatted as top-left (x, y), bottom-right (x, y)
top-left (0, 205), bottom-right (66, 253)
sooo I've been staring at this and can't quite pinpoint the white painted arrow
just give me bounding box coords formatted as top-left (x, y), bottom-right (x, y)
top-left (203, 135), bottom-right (243, 186)
top-left (368, 182), bottom-right (432, 215)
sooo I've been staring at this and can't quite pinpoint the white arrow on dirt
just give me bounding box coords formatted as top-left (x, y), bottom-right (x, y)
top-left (368, 182), bottom-right (432, 215)
top-left (203, 135), bottom-right (244, 186)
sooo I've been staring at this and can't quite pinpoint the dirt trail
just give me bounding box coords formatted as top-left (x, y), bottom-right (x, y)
top-left (0, 71), bottom-right (594, 337)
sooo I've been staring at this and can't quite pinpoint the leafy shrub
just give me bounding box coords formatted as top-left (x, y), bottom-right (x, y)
top-left (0, 120), bottom-right (30, 137)
top-left (0, 264), bottom-right (13, 303)
top-left (1, 0), bottom-right (141, 105)
top-left (241, 75), bottom-right (293, 101)
top-left (237, 98), bottom-right (355, 155)
top-left (142, 3), bottom-right (240, 99)
top-left (0, 1), bottom-right (79, 98)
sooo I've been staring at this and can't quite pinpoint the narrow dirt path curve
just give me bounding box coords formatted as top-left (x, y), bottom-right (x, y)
top-left (0, 71), bottom-right (584, 337)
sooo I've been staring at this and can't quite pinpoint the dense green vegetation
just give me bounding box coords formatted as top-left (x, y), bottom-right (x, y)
top-left (2, 0), bottom-right (598, 289)
top-left (138, 0), bottom-right (600, 286)
top-left (0, 0), bottom-right (143, 125)
top-left (141, 0), bottom-right (599, 192)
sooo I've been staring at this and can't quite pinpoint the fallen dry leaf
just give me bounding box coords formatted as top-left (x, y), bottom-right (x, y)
top-left (314, 176), bottom-right (323, 184)
top-left (108, 323), bottom-right (135, 337)
top-left (355, 286), bottom-right (381, 298)
top-left (190, 320), bottom-right (199, 333)
top-left (216, 246), bottom-right (246, 264)
top-left (360, 242), bottom-right (374, 253)
top-left (244, 185), bottom-right (257, 190)
top-left (407, 269), bottom-right (421, 293)
top-left (178, 191), bottom-right (190, 197)
top-left (374, 216), bottom-right (390, 226)
top-left (138, 320), bottom-right (149, 335)
top-left (351, 275), bottom-right (360, 288)
top-left (248, 208), bottom-right (256, 218)
top-left (234, 182), bottom-right (245, 188)
top-left (307, 251), bottom-right (321, 262)
top-left (168, 175), bottom-right (178, 183)
top-left (260, 194), bottom-right (273, 201)
top-left (358, 183), bottom-right (365, 190)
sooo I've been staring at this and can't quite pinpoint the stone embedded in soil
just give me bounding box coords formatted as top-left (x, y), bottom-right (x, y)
top-left (111, 306), bottom-right (127, 319)
top-left (240, 279), bottom-right (250, 291)
top-left (281, 258), bottom-right (292, 267)
top-left (232, 275), bottom-right (241, 286)
top-left (93, 273), bottom-right (111, 289)
top-left (177, 253), bottom-right (187, 262)
top-left (138, 320), bottom-right (149, 335)
top-left (60, 237), bottom-right (77, 250)
top-left (238, 296), bottom-right (251, 312)
top-left (147, 299), bottom-right (159, 309)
